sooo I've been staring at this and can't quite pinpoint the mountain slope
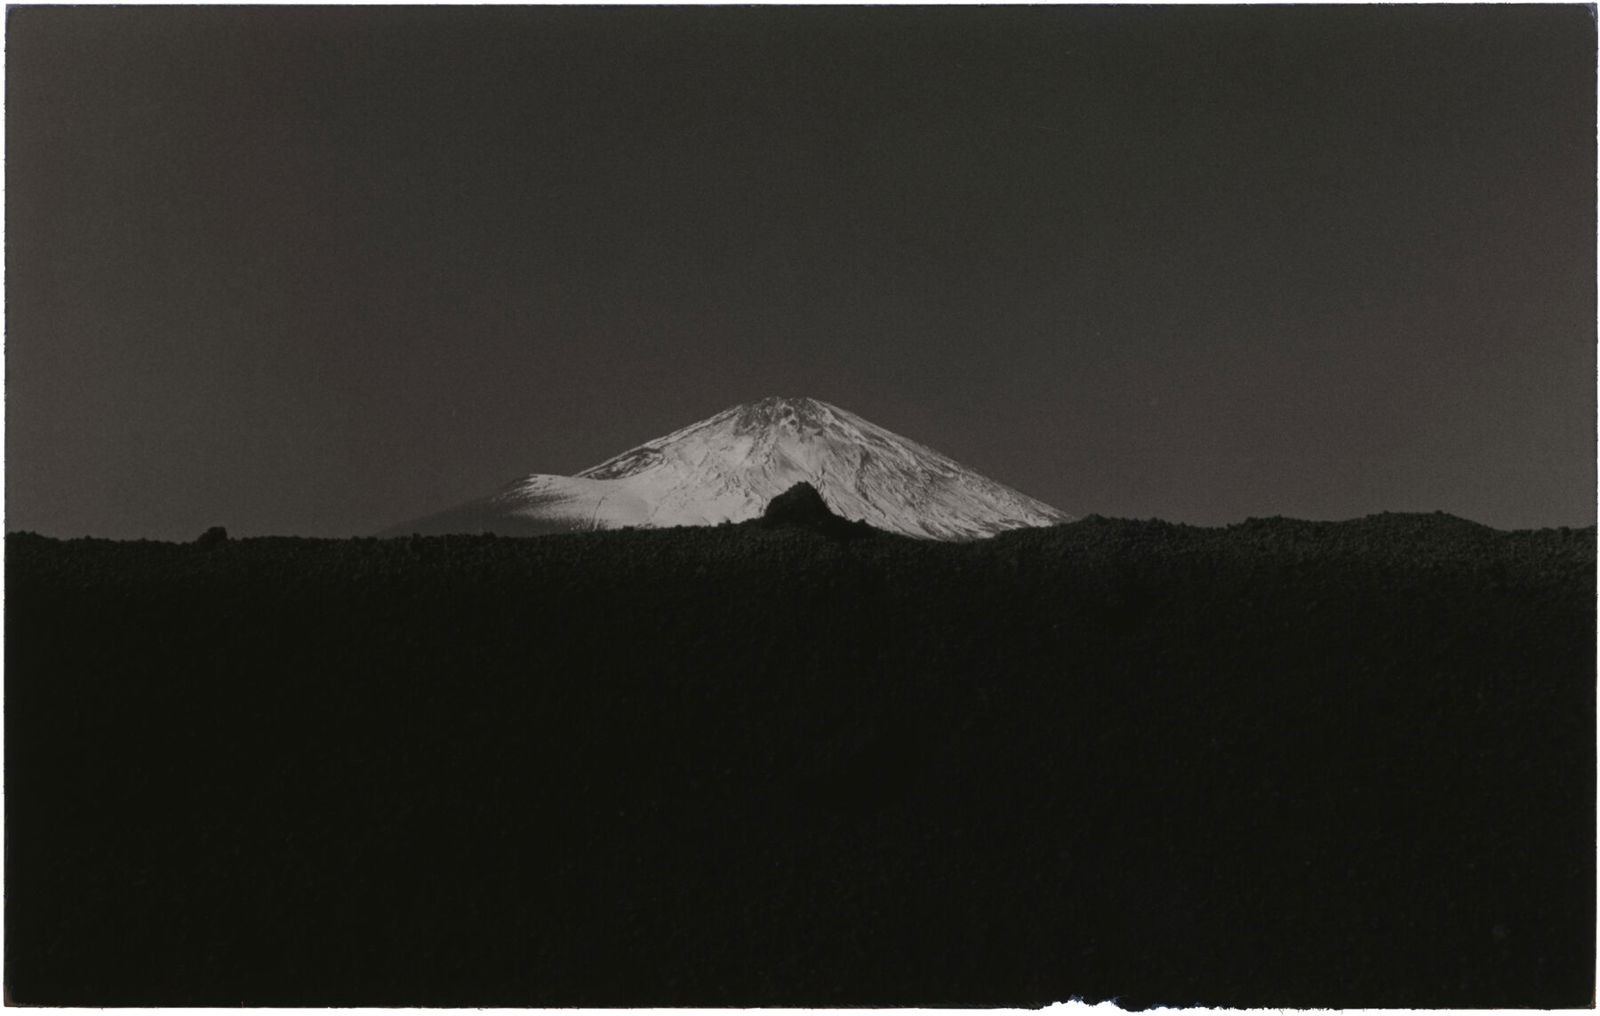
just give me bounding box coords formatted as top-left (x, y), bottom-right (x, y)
top-left (386, 397), bottom-right (1071, 540)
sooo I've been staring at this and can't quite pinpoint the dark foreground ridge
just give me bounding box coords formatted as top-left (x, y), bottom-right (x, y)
top-left (763, 479), bottom-right (835, 523)
top-left (760, 480), bottom-right (879, 540)
top-left (6, 512), bottom-right (1594, 1007)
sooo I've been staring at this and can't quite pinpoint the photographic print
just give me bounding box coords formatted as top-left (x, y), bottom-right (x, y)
top-left (5, 3), bottom-right (1595, 1008)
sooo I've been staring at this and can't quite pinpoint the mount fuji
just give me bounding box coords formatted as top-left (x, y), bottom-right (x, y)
top-left (384, 397), bottom-right (1072, 540)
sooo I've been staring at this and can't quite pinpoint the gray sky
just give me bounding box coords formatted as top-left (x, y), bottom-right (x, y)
top-left (6, 4), bottom-right (1595, 538)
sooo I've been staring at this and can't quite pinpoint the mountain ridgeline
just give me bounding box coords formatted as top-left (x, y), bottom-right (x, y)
top-left (383, 396), bottom-right (1072, 540)
top-left (7, 506), bottom-right (1593, 1007)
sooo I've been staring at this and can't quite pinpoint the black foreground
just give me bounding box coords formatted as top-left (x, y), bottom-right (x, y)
top-left (6, 510), bottom-right (1594, 1007)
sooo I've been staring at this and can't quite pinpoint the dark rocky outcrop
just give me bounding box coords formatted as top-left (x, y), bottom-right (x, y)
top-left (761, 481), bottom-right (834, 524)
top-left (759, 481), bottom-right (881, 540)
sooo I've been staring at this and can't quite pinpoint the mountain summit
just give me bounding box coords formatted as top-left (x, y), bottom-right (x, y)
top-left (385, 396), bottom-right (1071, 540)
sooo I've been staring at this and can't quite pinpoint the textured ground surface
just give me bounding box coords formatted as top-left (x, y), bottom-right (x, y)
top-left (7, 513), bottom-right (1594, 1007)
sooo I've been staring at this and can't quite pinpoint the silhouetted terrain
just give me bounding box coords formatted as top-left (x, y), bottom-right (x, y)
top-left (6, 510), bottom-right (1594, 1007)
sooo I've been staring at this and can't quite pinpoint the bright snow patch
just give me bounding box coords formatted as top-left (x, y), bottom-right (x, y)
top-left (388, 396), bottom-right (1072, 540)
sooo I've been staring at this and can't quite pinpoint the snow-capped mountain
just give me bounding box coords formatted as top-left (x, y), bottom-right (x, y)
top-left (385, 397), bottom-right (1072, 540)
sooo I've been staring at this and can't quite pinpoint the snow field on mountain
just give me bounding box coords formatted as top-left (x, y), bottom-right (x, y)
top-left (395, 396), bottom-right (1071, 540)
